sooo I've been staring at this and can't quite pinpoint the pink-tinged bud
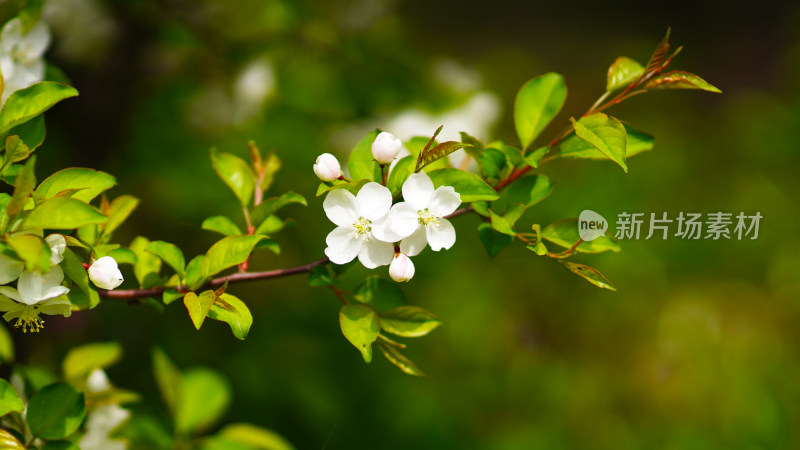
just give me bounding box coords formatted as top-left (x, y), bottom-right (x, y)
top-left (88, 256), bottom-right (124, 290)
top-left (389, 252), bottom-right (415, 282)
top-left (371, 131), bottom-right (403, 164)
top-left (313, 153), bottom-right (342, 181)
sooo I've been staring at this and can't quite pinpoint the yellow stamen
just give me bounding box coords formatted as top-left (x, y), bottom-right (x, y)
top-left (418, 208), bottom-right (440, 227)
top-left (14, 306), bottom-right (43, 333)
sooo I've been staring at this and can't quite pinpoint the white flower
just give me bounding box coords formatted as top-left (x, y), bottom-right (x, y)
top-left (389, 253), bottom-right (415, 282)
top-left (387, 172), bottom-right (461, 255)
top-left (0, 252), bottom-right (23, 285)
top-left (88, 256), bottom-right (124, 290)
top-left (0, 18), bottom-right (50, 104)
top-left (86, 368), bottom-right (111, 393)
top-left (313, 153), bottom-right (342, 181)
top-left (371, 131), bottom-right (403, 164)
top-left (79, 403), bottom-right (130, 450)
top-left (45, 234), bottom-right (66, 265)
top-left (323, 183), bottom-right (396, 268)
top-left (0, 266), bottom-right (71, 332)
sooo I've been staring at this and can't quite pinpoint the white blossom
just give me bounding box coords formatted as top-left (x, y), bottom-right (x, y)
top-left (0, 266), bottom-right (71, 333)
top-left (79, 403), bottom-right (130, 450)
top-left (371, 131), bottom-right (403, 164)
top-left (45, 234), bottom-right (66, 265)
top-left (88, 256), bottom-right (124, 290)
top-left (323, 183), bottom-right (396, 268)
top-left (0, 18), bottom-right (50, 104)
top-left (313, 153), bottom-right (342, 181)
top-left (389, 253), bottom-right (415, 282)
top-left (388, 172), bottom-right (460, 255)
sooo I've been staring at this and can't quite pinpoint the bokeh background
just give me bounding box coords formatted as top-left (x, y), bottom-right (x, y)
top-left (12, 0), bottom-right (800, 448)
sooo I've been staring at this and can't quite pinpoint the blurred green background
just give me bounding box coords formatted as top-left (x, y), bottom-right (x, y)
top-left (13, 0), bottom-right (800, 448)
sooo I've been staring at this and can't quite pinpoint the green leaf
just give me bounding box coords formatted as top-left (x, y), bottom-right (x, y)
top-left (202, 216), bottom-right (243, 236)
top-left (0, 82), bottom-right (78, 135)
top-left (0, 429), bottom-right (24, 449)
top-left (477, 222), bottom-right (513, 257)
top-left (250, 191), bottom-right (306, 227)
top-left (557, 122), bottom-right (653, 159)
top-left (184, 290), bottom-right (215, 330)
top-left (379, 306), bottom-right (442, 338)
top-left (347, 129), bottom-right (381, 181)
top-left (0, 379), bottom-right (24, 417)
top-left (208, 293), bottom-right (252, 340)
top-left (259, 151), bottom-right (281, 192)
top-left (152, 347), bottom-right (182, 417)
top-left (316, 179), bottom-right (369, 197)
top-left (7, 233), bottom-right (49, 272)
top-left (0, 324), bottom-right (14, 363)
top-left (523, 146), bottom-right (549, 169)
top-left (308, 264), bottom-right (335, 287)
top-left (339, 304), bottom-right (380, 363)
top-left (27, 382), bottom-right (86, 440)
top-left (176, 368), bottom-right (231, 434)
top-left (35, 168), bottom-right (116, 203)
top-left (4, 135), bottom-right (29, 164)
top-left (41, 441), bottom-right (80, 450)
top-left (5, 155), bottom-right (35, 219)
top-left (488, 210), bottom-right (516, 236)
top-left (210, 148), bottom-right (256, 207)
top-left (146, 241), bottom-right (186, 280)
top-left (184, 255), bottom-right (206, 290)
top-left (643, 70), bottom-right (721, 93)
top-left (514, 73), bottom-right (567, 150)
top-left (376, 342), bottom-right (424, 377)
top-left (102, 195), bottom-right (139, 237)
top-left (218, 423), bottom-right (296, 450)
top-left (130, 236), bottom-right (163, 289)
top-left (22, 198), bottom-right (107, 230)
top-left (459, 131), bottom-right (485, 163)
top-left (8, 114), bottom-right (45, 152)
top-left (61, 248), bottom-right (99, 309)
top-left (542, 218), bottom-right (621, 253)
top-left (606, 56), bottom-right (645, 92)
top-left (570, 113), bottom-right (628, 172)
top-left (427, 168), bottom-right (499, 202)
top-left (560, 261), bottom-right (616, 291)
top-left (416, 141), bottom-right (471, 171)
top-left (62, 341), bottom-right (122, 383)
top-left (480, 147), bottom-right (506, 179)
top-left (387, 155), bottom-right (414, 195)
top-left (201, 235), bottom-right (266, 278)
top-left (506, 174), bottom-right (552, 208)
top-left (353, 276), bottom-right (407, 312)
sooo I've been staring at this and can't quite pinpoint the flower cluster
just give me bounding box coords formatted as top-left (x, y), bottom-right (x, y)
top-left (0, 18), bottom-right (50, 104)
top-left (0, 234), bottom-right (124, 332)
top-left (316, 132), bottom-right (461, 282)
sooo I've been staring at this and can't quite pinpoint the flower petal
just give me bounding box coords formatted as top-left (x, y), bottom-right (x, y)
top-left (357, 239), bottom-right (393, 269)
top-left (0, 253), bottom-right (23, 285)
top-left (323, 189), bottom-right (359, 227)
top-left (39, 297), bottom-right (73, 318)
top-left (355, 182), bottom-right (392, 221)
top-left (0, 295), bottom-right (20, 311)
top-left (0, 19), bottom-right (22, 53)
top-left (387, 202), bottom-right (420, 238)
top-left (399, 226), bottom-right (427, 257)
top-left (324, 226), bottom-right (362, 264)
top-left (16, 270), bottom-right (44, 304)
top-left (20, 22), bottom-right (50, 59)
top-left (39, 285), bottom-right (69, 304)
top-left (428, 186), bottom-right (461, 217)
top-left (426, 218), bottom-right (456, 251)
top-left (370, 216), bottom-right (403, 243)
top-left (41, 265), bottom-right (66, 290)
top-left (402, 172), bottom-right (434, 210)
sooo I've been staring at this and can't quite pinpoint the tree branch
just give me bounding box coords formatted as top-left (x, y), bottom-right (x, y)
top-left (101, 257), bottom-right (330, 300)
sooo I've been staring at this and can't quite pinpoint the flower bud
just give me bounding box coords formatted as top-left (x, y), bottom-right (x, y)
top-left (389, 252), bottom-right (415, 282)
top-left (45, 234), bottom-right (66, 265)
top-left (313, 153), bottom-right (342, 181)
top-left (371, 131), bottom-right (403, 164)
top-left (88, 256), bottom-right (124, 290)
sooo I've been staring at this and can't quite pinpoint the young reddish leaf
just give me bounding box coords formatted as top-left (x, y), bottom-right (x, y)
top-left (643, 70), bottom-right (722, 93)
top-left (559, 261), bottom-right (616, 291)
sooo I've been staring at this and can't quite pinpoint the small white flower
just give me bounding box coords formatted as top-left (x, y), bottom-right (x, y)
top-left (0, 266), bottom-right (71, 332)
top-left (79, 403), bottom-right (130, 450)
top-left (88, 256), bottom-right (124, 290)
top-left (388, 172), bottom-right (461, 255)
top-left (45, 234), bottom-right (66, 265)
top-left (0, 252), bottom-right (23, 285)
top-left (86, 369), bottom-right (111, 393)
top-left (313, 153), bottom-right (342, 181)
top-left (389, 253), bottom-right (415, 282)
top-left (0, 18), bottom-right (50, 104)
top-left (323, 182), bottom-right (396, 268)
top-left (371, 131), bottom-right (403, 164)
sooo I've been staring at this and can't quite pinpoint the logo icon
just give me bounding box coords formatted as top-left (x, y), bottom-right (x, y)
top-left (578, 210), bottom-right (608, 241)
